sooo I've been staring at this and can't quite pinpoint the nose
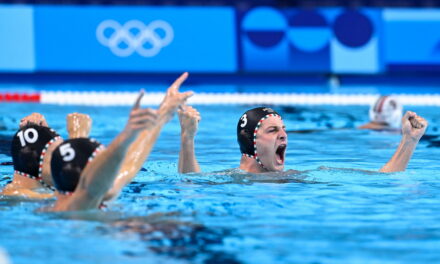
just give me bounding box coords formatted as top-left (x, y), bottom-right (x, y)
top-left (278, 129), bottom-right (287, 141)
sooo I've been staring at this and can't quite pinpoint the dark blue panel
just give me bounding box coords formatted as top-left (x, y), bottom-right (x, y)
top-left (289, 10), bottom-right (328, 27)
top-left (333, 10), bottom-right (374, 48)
top-left (245, 31), bottom-right (285, 48)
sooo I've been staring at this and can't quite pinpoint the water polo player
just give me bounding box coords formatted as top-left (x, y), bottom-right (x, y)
top-left (176, 106), bottom-right (288, 174)
top-left (178, 106), bottom-right (428, 174)
top-left (237, 107), bottom-right (287, 173)
top-left (1, 112), bottom-right (95, 198)
top-left (359, 95), bottom-right (403, 130)
top-left (1, 121), bottom-right (63, 198)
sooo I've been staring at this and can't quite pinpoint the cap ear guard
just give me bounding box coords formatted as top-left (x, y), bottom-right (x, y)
top-left (237, 114), bottom-right (255, 156)
top-left (51, 138), bottom-right (104, 194)
top-left (11, 124), bottom-right (61, 188)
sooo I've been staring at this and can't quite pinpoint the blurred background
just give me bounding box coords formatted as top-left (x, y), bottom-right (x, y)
top-left (0, 0), bottom-right (440, 104)
top-left (1, 3), bottom-right (440, 264)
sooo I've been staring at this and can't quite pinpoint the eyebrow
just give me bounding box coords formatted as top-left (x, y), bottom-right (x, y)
top-left (266, 125), bottom-right (284, 130)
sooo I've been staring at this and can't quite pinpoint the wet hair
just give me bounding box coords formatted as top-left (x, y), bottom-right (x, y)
top-left (11, 124), bottom-right (61, 189)
top-left (51, 138), bottom-right (104, 194)
top-left (369, 95), bottom-right (403, 128)
top-left (237, 107), bottom-right (281, 165)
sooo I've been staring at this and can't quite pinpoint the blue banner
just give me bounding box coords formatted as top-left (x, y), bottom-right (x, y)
top-left (1, 5), bottom-right (440, 75)
top-left (384, 9), bottom-right (440, 70)
top-left (0, 5), bottom-right (35, 72)
top-left (34, 6), bottom-right (237, 73)
top-left (239, 7), bottom-right (384, 74)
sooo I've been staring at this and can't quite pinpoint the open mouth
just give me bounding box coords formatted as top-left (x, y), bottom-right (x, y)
top-left (275, 144), bottom-right (286, 165)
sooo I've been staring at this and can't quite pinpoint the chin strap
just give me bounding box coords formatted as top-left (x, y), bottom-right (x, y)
top-left (37, 135), bottom-right (61, 191)
top-left (242, 153), bottom-right (265, 168)
top-left (87, 143), bottom-right (105, 164)
top-left (252, 113), bottom-right (281, 170)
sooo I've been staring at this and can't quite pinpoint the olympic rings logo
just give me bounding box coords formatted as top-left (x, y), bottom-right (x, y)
top-left (96, 20), bottom-right (174, 57)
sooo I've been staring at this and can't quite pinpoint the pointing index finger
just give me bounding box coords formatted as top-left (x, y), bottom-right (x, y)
top-left (171, 72), bottom-right (189, 92)
top-left (132, 90), bottom-right (145, 110)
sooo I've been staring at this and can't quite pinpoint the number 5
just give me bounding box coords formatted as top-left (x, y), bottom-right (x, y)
top-left (60, 143), bottom-right (75, 162)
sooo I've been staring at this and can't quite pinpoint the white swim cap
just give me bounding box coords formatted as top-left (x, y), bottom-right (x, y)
top-left (369, 96), bottom-right (402, 128)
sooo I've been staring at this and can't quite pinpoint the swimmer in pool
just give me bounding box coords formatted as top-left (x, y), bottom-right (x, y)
top-left (358, 95), bottom-right (403, 131)
top-left (2, 73), bottom-right (191, 202)
top-left (47, 73), bottom-right (192, 211)
top-left (0, 112), bottom-right (93, 199)
top-left (285, 95), bottom-right (402, 134)
top-left (1, 113), bottom-right (63, 198)
top-left (179, 106), bottom-right (427, 174)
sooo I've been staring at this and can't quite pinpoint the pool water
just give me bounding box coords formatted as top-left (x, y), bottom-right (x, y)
top-left (0, 103), bottom-right (440, 264)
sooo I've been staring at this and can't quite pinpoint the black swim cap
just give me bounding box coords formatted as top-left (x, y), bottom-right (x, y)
top-left (237, 107), bottom-right (281, 160)
top-left (11, 124), bottom-right (61, 188)
top-left (51, 138), bottom-right (104, 194)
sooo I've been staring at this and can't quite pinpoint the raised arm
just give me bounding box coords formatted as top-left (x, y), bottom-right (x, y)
top-left (380, 111), bottom-right (427, 173)
top-left (178, 105), bottom-right (201, 173)
top-left (103, 72), bottom-right (193, 201)
top-left (66, 92), bottom-right (158, 210)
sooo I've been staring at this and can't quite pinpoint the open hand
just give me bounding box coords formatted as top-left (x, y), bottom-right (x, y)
top-left (19, 113), bottom-right (48, 128)
top-left (178, 105), bottom-right (201, 139)
top-left (402, 111), bottom-right (428, 142)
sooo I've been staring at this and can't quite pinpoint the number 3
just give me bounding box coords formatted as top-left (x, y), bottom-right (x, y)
top-left (60, 143), bottom-right (75, 162)
top-left (240, 114), bottom-right (248, 128)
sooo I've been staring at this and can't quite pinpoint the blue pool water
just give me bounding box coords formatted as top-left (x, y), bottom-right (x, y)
top-left (0, 102), bottom-right (440, 264)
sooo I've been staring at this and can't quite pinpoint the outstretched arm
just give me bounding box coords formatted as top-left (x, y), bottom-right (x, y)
top-left (67, 92), bottom-right (158, 210)
top-left (104, 72), bottom-right (193, 201)
top-left (178, 105), bottom-right (201, 173)
top-left (380, 111), bottom-right (427, 173)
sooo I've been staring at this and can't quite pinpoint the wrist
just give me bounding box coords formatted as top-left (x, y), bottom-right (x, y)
top-left (181, 131), bottom-right (195, 141)
top-left (159, 104), bottom-right (174, 117)
top-left (69, 131), bottom-right (89, 139)
top-left (158, 109), bottom-right (174, 124)
top-left (402, 134), bottom-right (419, 144)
